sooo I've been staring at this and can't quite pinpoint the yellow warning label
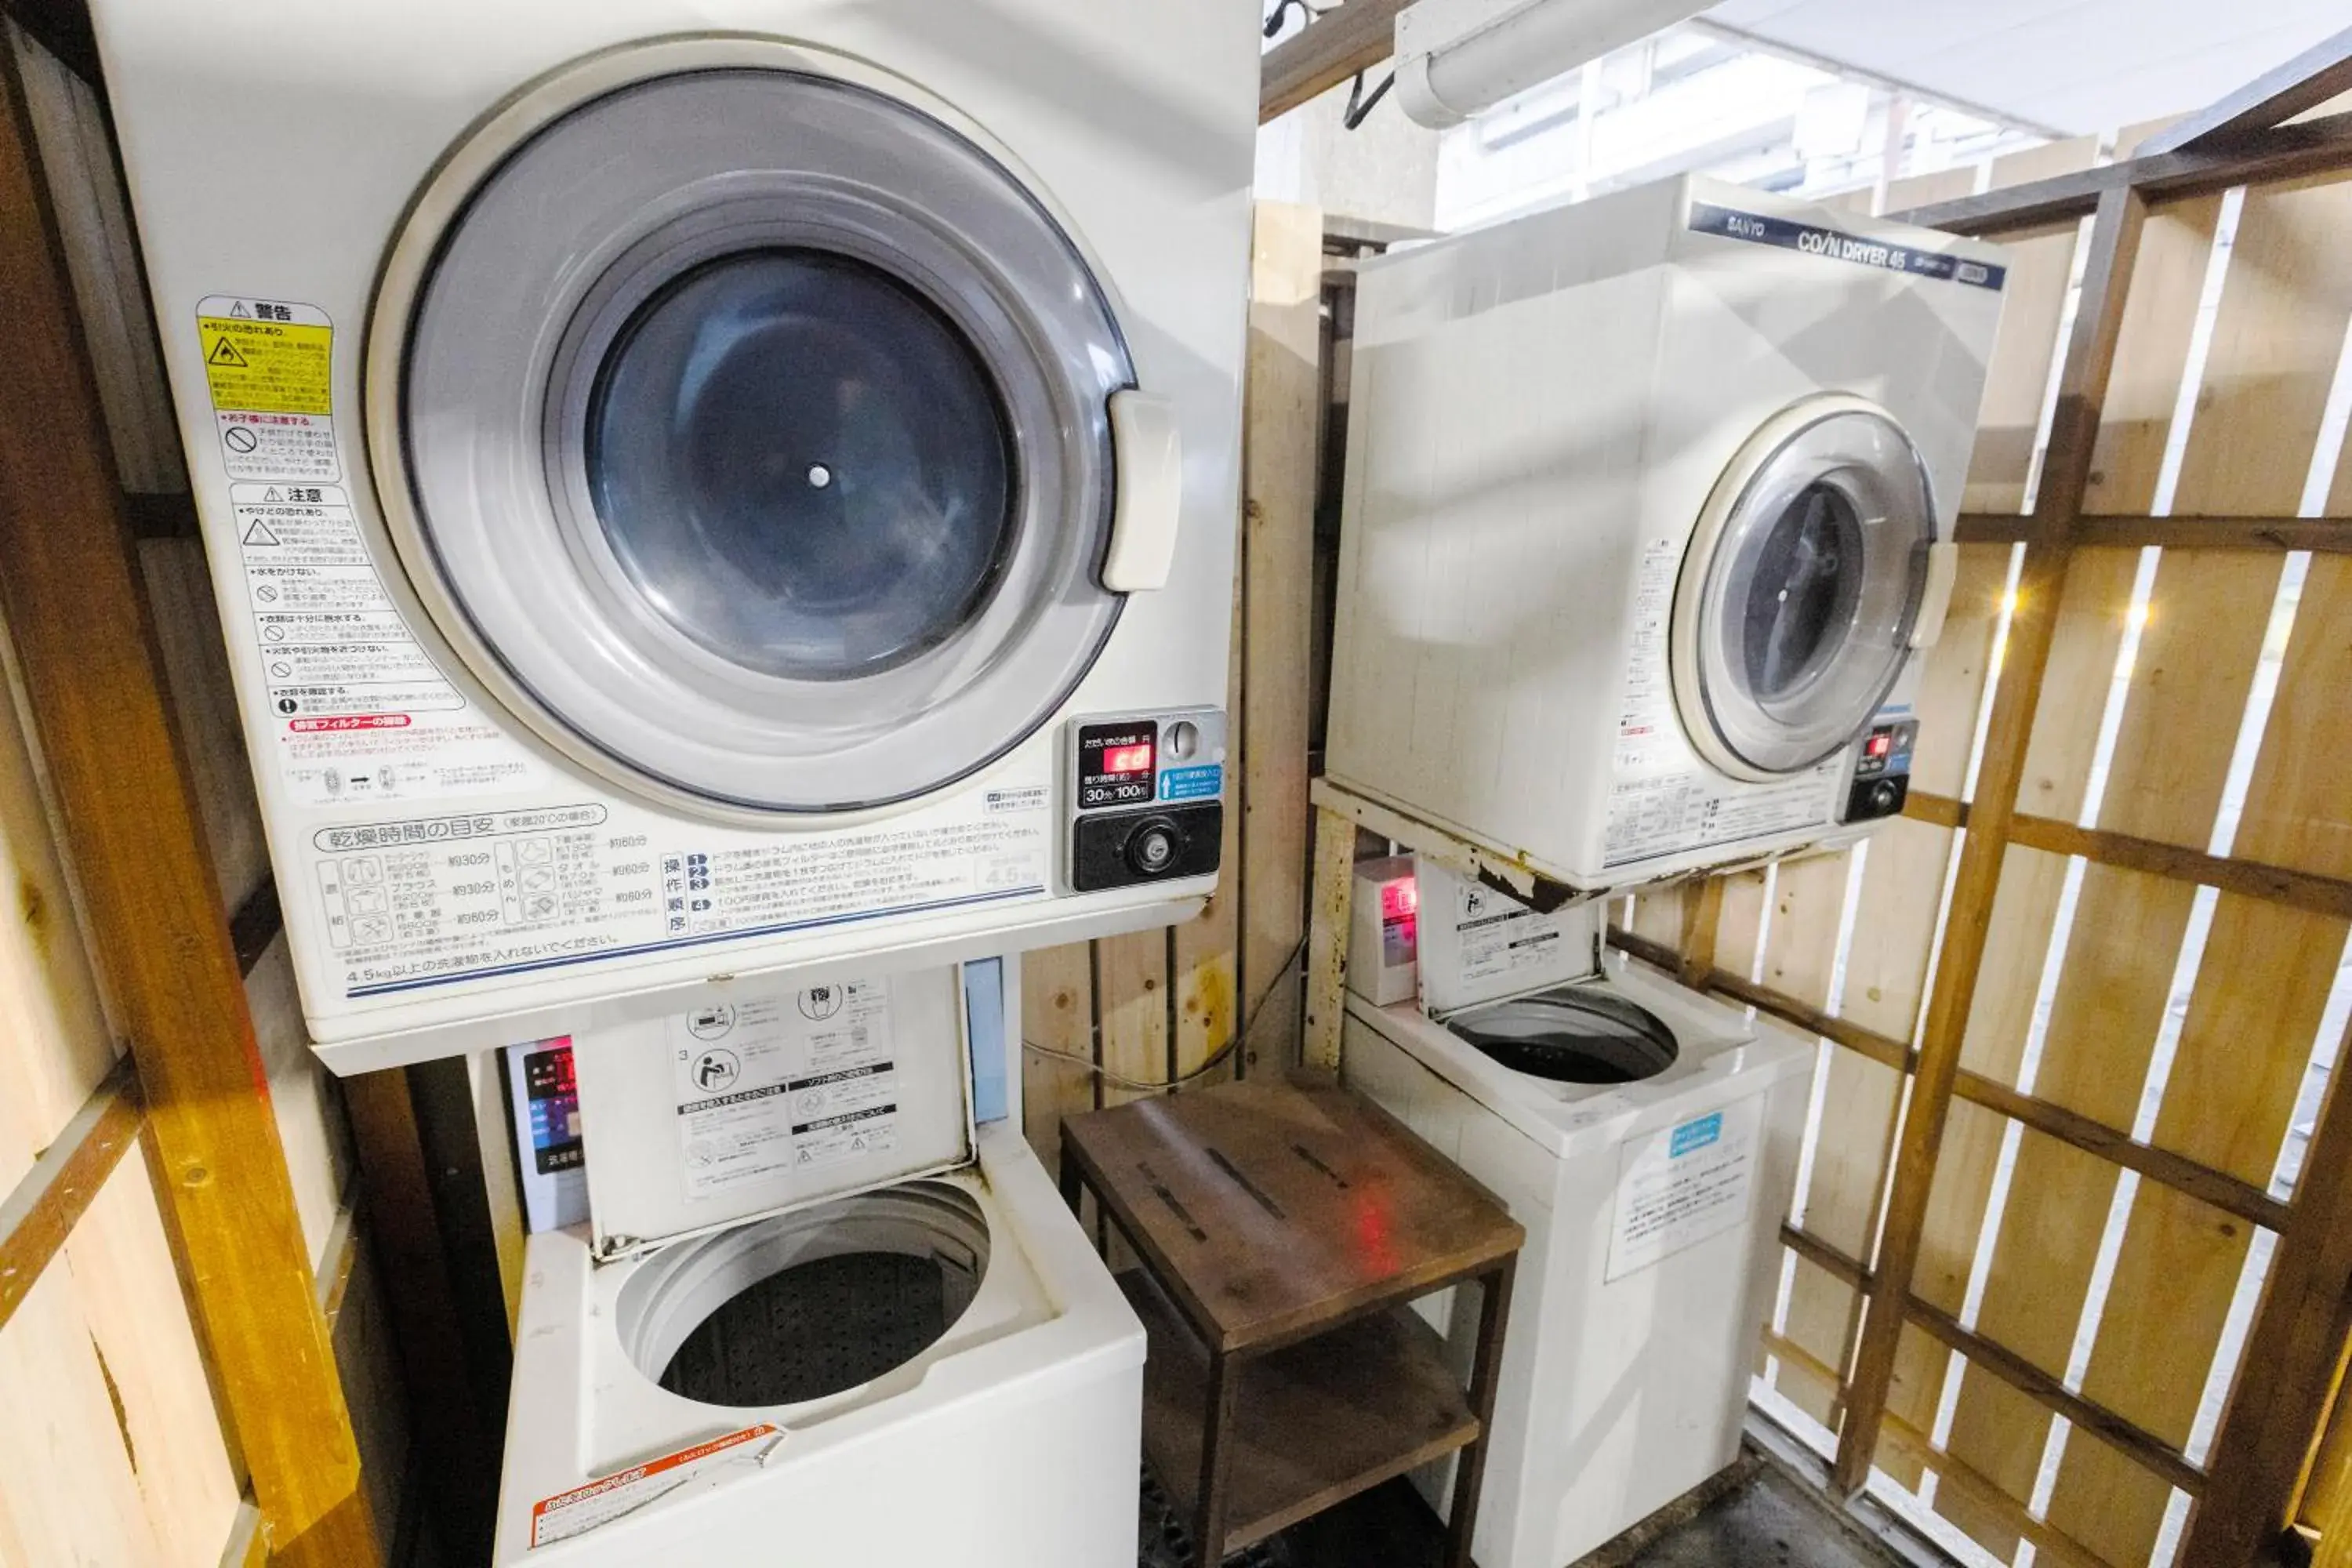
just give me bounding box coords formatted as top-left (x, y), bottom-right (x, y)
top-left (197, 314), bottom-right (332, 416)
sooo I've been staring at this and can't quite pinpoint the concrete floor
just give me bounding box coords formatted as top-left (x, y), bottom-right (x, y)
top-left (1251, 1454), bottom-right (1910, 1568)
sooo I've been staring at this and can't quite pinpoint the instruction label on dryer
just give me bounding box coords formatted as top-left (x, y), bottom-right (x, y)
top-left (230, 483), bottom-right (544, 807)
top-left (195, 296), bottom-right (340, 482)
top-left (312, 787), bottom-right (1050, 1000)
top-left (670, 982), bottom-right (899, 1196)
top-left (1603, 537), bottom-right (1837, 867)
top-left (1606, 1091), bottom-right (1763, 1281)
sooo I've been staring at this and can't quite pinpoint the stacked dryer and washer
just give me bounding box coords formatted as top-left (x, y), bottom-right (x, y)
top-left (1327, 176), bottom-right (2009, 1568)
top-left (90, 2), bottom-right (1260, 1563)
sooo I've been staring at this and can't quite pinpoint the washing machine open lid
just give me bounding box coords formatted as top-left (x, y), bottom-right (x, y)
top-left (568, 967), bottom-right (977, 1258)
top-left (1671, 395), bottom-right (1956, 782)
top-left (1414, 860), bottom-right (1605, 1017)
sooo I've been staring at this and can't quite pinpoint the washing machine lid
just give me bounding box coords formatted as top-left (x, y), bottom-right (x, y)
top-left (369, 49), bottom-right (1135, 817)
top-left (568, 967), bottom-right (976, 1257)
top-left (1414, 860), bottom-right (1602, 1016)
top-left (1672, 395), bottom-right (1938, 781)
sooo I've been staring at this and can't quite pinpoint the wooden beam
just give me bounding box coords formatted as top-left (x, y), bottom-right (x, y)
top-left (1261, 0), bottom-right (1406, 124)
top-left (2181, 1023), bottom-right (2352, 1564)
top-left (1904, 1297), bottom-right (2207, 1499)
top-left (0, 1054), bottom-right (142, 1331)
top-left (1833, 184), bottom-right (2149, 1497)
top-left (1955, 511), bottom-right (2352, 552)
top-left (0, 50), bottom-right (379, 1568)
top-left (1951, 1067), bottom-right (2290, 1236)
top-left (1908, 789), bottom-right (2352, 925)
top-left (2136, 25), bottom-right (2352, 156)
top-left (1892, 113), bottom-right (2352, 236)
top-left (1777, 1221), bottom-right (2208, 1501)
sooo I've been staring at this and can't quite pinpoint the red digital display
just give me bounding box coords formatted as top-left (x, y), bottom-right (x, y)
top-left (1380, 877), bottom-right (1418, 920)
top-left (1867, 733), bottom-right (1892, 758)
top-left (1102, 742), bottom-right (1155, 775)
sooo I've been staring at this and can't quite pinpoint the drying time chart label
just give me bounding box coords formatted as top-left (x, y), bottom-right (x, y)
top-left (670, 982), bottom-right (900, 1197)
top-left (311, 788), bottom-right (1051, 1001)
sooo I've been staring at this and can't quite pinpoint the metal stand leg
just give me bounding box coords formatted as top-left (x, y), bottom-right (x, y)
top-left (1196, 1348), bottom-right (1240, 1568)
top-left (1444, 1261), bottom-right (1518, 1568)
top-left (1058, 1147), bottom-right (1084, 1216)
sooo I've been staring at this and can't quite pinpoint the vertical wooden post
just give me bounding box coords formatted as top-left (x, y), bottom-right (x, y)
top-left (0, 53), bottom-right (379, 1568)
top-left (2180, 1022), bottom-right (2352, 1565)
top-left (1239, 202), bottom-right (1323, 1066)
top-left (1300, 805), bottom-right (1357, 1072)
top-left (1832, 185), bottom-right (2147, 1496)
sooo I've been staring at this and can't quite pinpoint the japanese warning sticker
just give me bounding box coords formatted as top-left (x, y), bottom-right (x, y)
top-left (230, 482), bottom-right (543, 807)
top-left (529, 1423), bottom-right (782, 1547)
top-left (196, 296), bottom-right (339, 482)
top-left (671, 982), bottom-right (901, 1197)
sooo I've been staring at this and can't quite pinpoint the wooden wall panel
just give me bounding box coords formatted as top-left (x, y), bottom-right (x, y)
top-left (1767, 851), bottom-right (1862, 1430)
top-left (1240, 201), bottom-right (1323, 1062)
top-left (59, 1149), bottom-right (243, 1568)
top-left (139, 539), bottom-right (269, 907)
top-left (1094, 932), bottom-right (1170, 1109)
top-left (1021, 203), bottom-right (1322, 1160)
top-left (0, 1264), bottom-right (164, 1568)
top-left (1020, 942), bottom-right (1097, 1172)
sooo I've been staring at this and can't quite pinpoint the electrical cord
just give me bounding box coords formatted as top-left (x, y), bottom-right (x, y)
top-left (1022, 931), bottom-right (1311, 1093)
top-left (1342, 68), bottom-right (1395, 130)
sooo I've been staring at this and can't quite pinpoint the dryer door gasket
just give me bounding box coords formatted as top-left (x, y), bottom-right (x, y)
top-left (1673, 396), bottom-right (1936, 780)
top-left (379, 60), bottom-right (1131, 816)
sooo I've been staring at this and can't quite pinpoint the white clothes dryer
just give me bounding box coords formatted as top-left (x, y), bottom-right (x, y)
top-left (1326, 174), bottom-right (2009, 892)
top-left (87, 0), bottom-right (1258, 1069)
top-left (496, 964), bottom-right (1142, 1566)
top-left (1343, 863), bottom-right (1813, 1568)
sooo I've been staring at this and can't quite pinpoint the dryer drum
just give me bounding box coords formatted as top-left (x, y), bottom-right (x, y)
top-left (1445, 989), bottom-right (1680, 1084)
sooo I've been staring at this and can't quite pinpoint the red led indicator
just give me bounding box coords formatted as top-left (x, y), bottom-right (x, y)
top-left (1102, 742), bottom-right (1155, 775)
top-left (1379, 877), bottom-right (1418, 920)
top-left (1867, 734), bottom-right (1892, 758)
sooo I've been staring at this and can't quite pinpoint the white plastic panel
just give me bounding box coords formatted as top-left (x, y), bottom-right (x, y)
top-left (1414, 860), bottom-right (1600, 1014)
top-left (572, 965), bottom-right (971, 1252)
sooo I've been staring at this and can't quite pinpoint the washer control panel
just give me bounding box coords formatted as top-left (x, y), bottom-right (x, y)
top-left (1838, 718), bottom-right (1919, 824)
top-left (1063, 708), bottom-right (1226, 892)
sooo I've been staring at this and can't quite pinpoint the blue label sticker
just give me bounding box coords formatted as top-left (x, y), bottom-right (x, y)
top-left (1159, 764), bottom-right (1223, 802)
top-left (1670, 1112), bottom-right (1724, 1159)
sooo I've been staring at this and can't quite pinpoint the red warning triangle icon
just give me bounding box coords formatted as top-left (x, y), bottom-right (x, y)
top-left (207, 336), bottom-right (248, 368)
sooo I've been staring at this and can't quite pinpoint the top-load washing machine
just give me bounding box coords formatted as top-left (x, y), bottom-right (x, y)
top-left (499, 963), bottom-right (1143, 1566)
top-left (1343, 862), bottom-right (1813, 1568)
top-left (88, 0), bottom-right (1258, 1069)
top-left (1326, 175), bottom-right (2009, 891)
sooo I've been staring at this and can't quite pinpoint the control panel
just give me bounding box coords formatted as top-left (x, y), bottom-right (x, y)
top-left (1063, 708), bottom-right (1226, 893)
top-left (1838, 717), bottom-right (1919, 824)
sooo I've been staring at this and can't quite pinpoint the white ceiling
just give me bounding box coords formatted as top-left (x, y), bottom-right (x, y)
top-left (1700, 0), bottom-right (2352, 136)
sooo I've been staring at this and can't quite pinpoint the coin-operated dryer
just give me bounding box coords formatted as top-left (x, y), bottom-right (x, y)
top-left (88, 0), bottom-right (1258, 1069)
top-left (1327, 174), bottom-right (2007, 891)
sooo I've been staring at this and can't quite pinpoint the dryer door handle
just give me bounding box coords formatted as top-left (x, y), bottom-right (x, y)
top-left (1910, 540), bottom-right (1961, 648)
top-left (1102, 389), bottom-right (1182, 592)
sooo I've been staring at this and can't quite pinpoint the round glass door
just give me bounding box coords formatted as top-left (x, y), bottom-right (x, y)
top-left (372, 49), bottom-right (1132, 815)
top-left (1671, 397), bottom-right (1936, 779)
